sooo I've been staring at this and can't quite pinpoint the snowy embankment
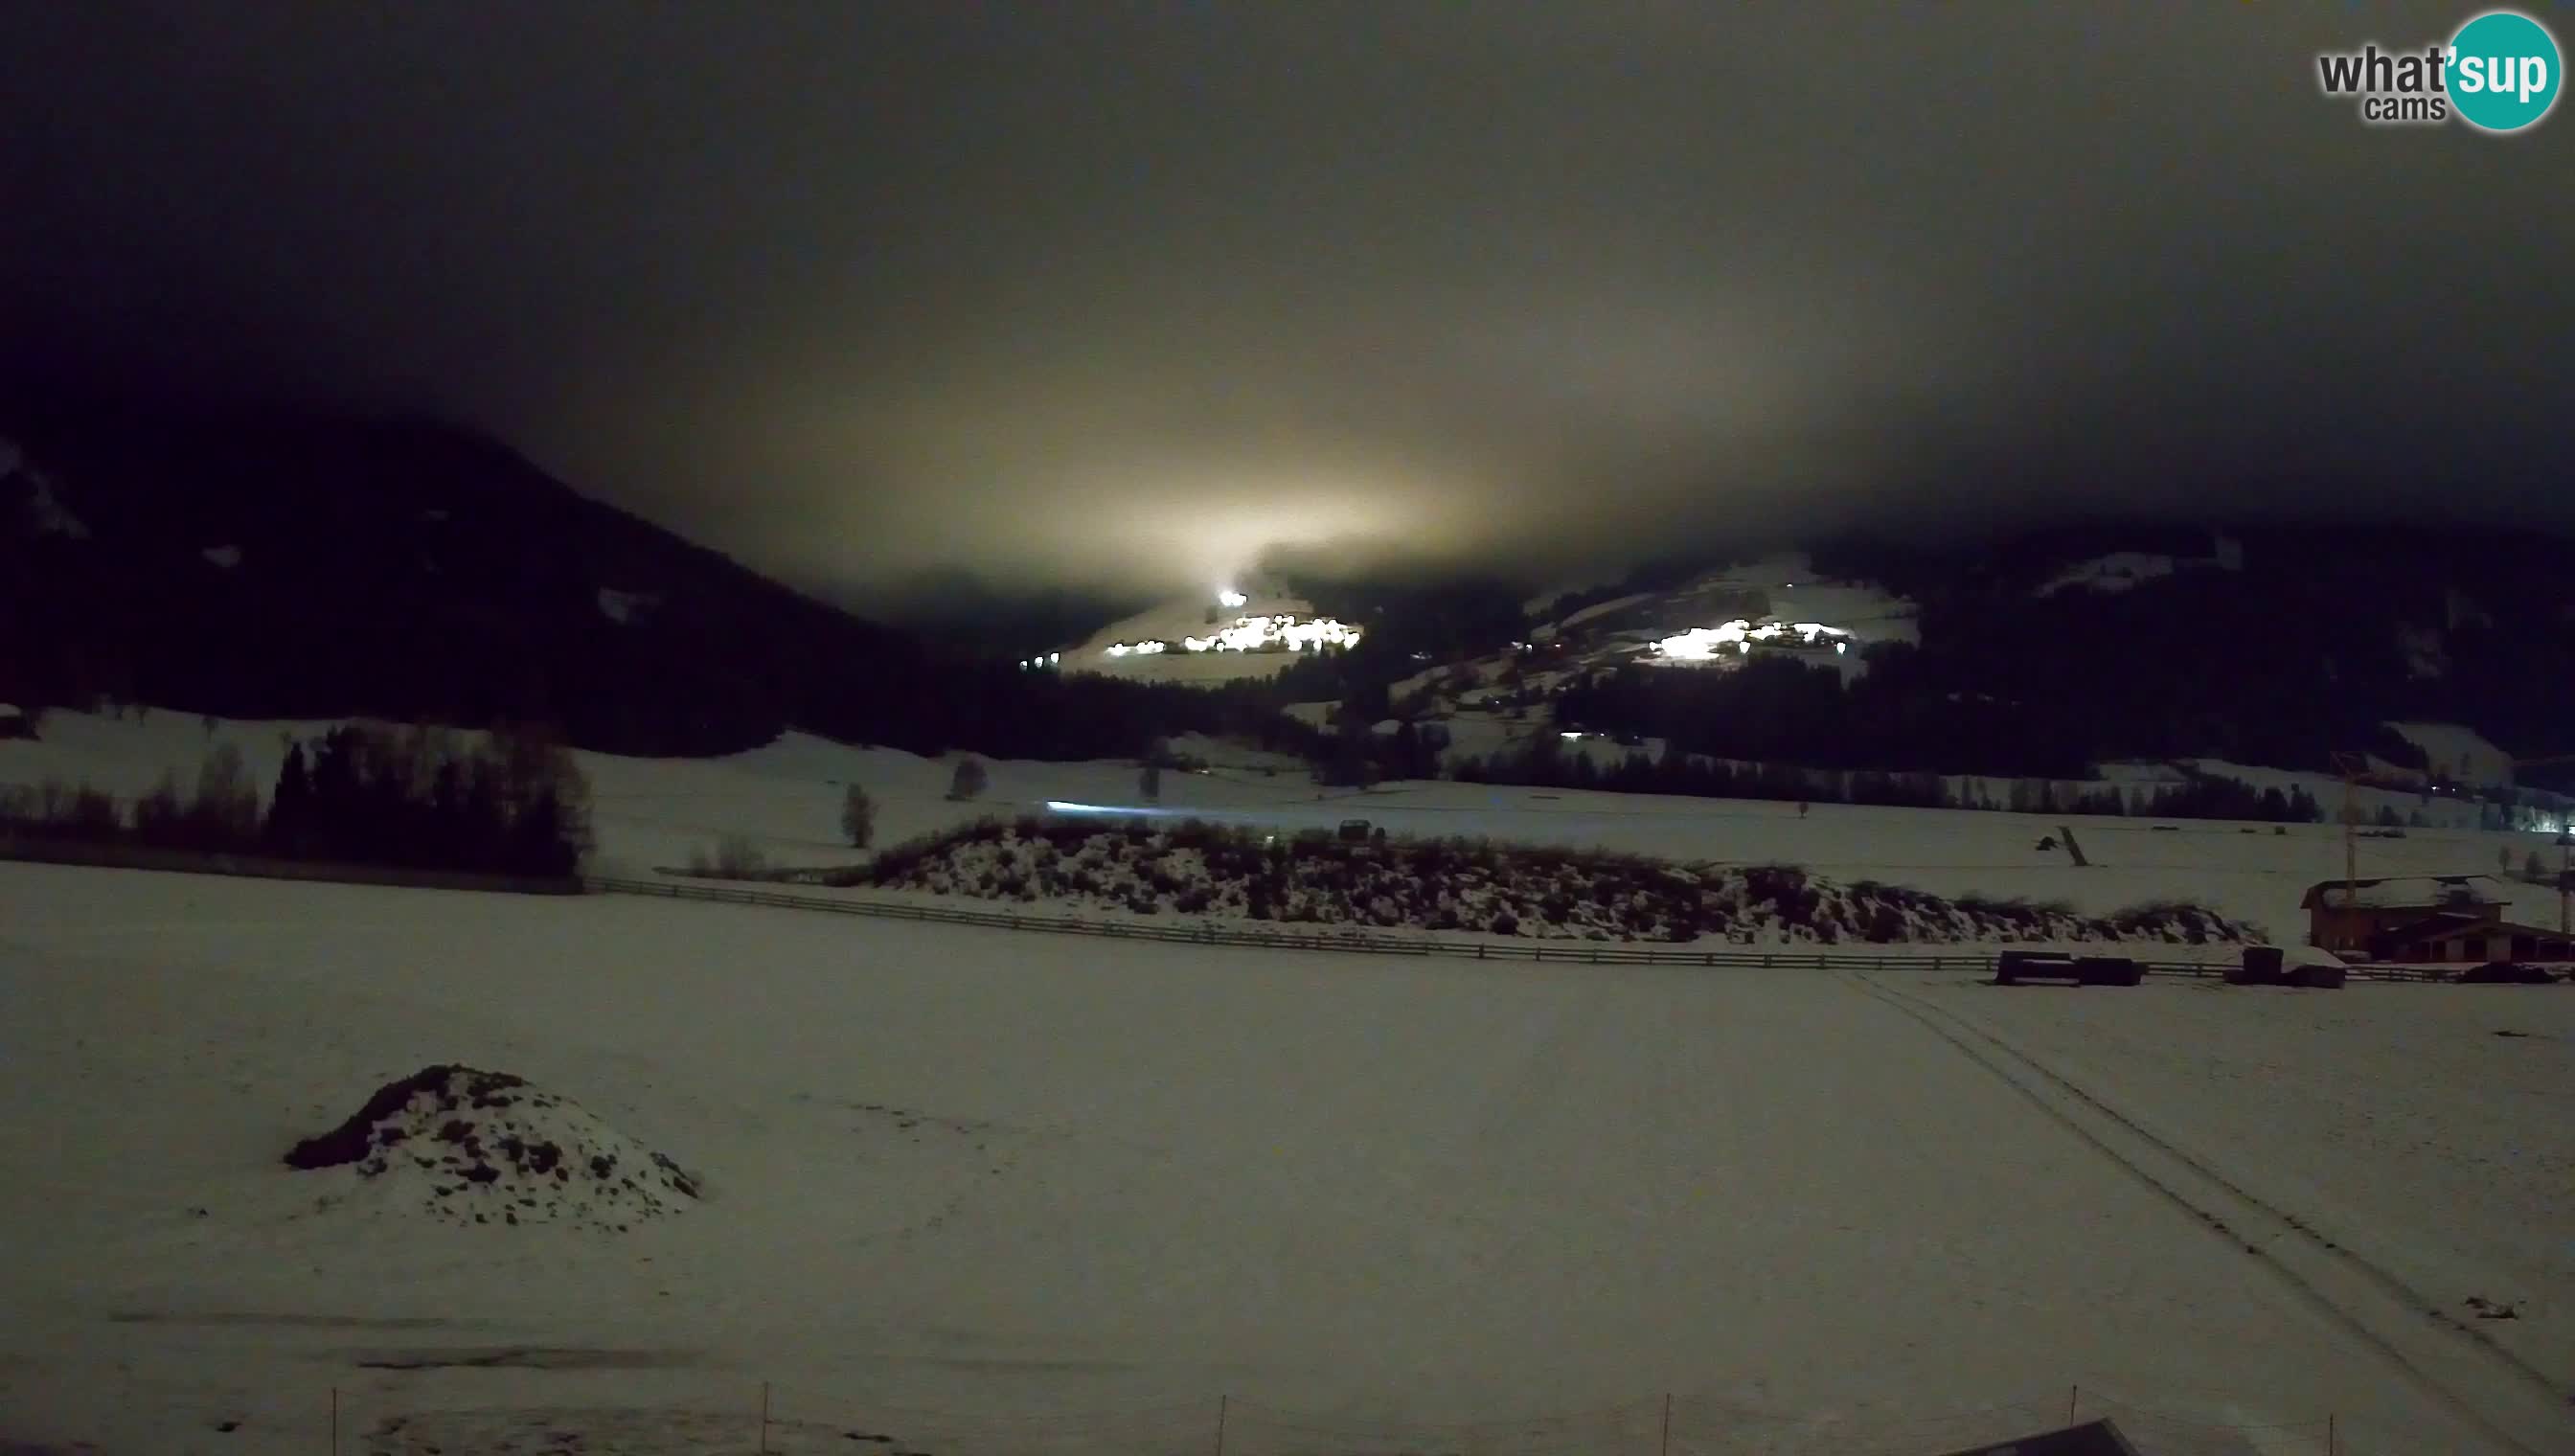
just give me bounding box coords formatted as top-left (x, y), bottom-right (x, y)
top-left (852, 818), bottom-right (2254, 945)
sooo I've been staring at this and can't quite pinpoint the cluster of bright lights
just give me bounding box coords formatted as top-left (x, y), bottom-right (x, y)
top-left (1653, 619), bottom-right (1854, 662)
top-left (1179, 613), bottom-right (1362, 654)
top-left (1216, 588), bottom-right (1248, 608)
top-left (1097, 614), bottom-right (1361, 659)
top-left (1018, 651), bottom-right (1062, 669)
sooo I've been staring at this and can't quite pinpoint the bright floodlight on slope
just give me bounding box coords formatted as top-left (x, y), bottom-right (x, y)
top-left (1217, 588), bottom-right (1248, 608)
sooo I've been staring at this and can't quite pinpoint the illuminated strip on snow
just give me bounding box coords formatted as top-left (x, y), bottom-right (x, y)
top-left (1043, 800), bottom-right (1174, 817)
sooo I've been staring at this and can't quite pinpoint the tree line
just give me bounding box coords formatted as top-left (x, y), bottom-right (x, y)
top-left (0, 722), bottom-right (593, 877)
top-left (1449, 735), bottom-right (2334, 822)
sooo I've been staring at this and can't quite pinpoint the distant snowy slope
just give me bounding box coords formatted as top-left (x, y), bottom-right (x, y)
top-left (2035, 538), bottom-right (2244, 598)
top-left (1061, 581), bottom-right (1358, 684)
top-left (2385, 720), bottom-right (2514, 786)
top-left (1538, 590), bottom-right (1654, 635)
top-left (1675, 551), bottom-right (1920, 647)
top-left (2038, 551), bottom-right (2175, 596)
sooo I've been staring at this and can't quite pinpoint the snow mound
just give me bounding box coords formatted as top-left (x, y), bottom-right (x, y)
top-left (285, 1065), bottom-right (699, 1232)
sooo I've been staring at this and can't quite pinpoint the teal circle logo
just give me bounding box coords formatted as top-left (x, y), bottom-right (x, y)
top-left (2448, 11), bottom-right (2561, 132)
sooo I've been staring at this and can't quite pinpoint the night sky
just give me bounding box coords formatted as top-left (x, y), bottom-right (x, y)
top-left (3, 3), bottom-right (2564, 603)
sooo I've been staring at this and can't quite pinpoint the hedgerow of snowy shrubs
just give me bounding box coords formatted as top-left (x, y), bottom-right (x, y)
top-left (845, 817), bottom-right (2253, 945)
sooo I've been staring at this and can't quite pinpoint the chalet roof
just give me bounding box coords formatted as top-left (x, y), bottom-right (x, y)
top-left (2300, 874), bottom-right (2509, 911)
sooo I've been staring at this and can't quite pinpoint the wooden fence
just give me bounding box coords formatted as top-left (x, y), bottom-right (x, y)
top-left (0, 834), bottom-right (583, 897)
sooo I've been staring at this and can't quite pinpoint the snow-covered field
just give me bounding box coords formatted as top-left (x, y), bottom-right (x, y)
top-left (8, 711), bottom-right (2570, 944)
top-left (3, 861), bottom-right (2569, 1456)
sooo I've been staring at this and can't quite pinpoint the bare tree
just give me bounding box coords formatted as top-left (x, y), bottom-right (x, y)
top-left (712, 833), bottom-right (768, 877)
top-left (131, 768), bottom-right (187, 844)
top-left (947, 757), bottom-right (989, 802)
top-left (191, 742), bottom-right (262, 847)
top-left (1139, 761), bottom-right (1163, 802)
top-left (840, 784), bottom-right (877, 849)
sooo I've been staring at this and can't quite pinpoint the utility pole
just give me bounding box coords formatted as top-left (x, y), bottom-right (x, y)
top-left (2331, 752), bottom-right (2367, 952)
top-left (2558, 829), bottom-right (2571, 943)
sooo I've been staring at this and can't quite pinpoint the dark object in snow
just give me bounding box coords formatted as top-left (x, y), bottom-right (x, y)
top-left (2075, 955), bottom-right (2142, 987)
top-left (2228, 945), bottom-right (2289, 986)
top-left (2055, 825), bottom-right (2090, 866)
top-left (213, 1421), bottom-right (239, 1433)
top-left (1994, 951), bottom-right (2081, 986)
top-left (2034, 835), bottom-right (2057, 852)
top-left (2493, 1029), bottom-right (2531, 1038)
top-left (1925, 1417), bottom-right (2144, 1455)
top-left (1337, 818), bottom-right (1372, 842)
top-left (2290, 961), bottom-right (2345, 990)
top-left (2456, 961), bottom-right (2559, 985)
top-left (284, 1065), bottom-right (528, 1169)
top-left (2466, 1294), bottom-right (2521, 1319)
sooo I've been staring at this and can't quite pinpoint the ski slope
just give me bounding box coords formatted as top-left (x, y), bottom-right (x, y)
top-left (1, 862), bottom-right (2567, 1455)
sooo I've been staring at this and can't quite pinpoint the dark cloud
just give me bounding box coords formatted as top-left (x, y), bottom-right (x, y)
top-left (2, 2), bottom-right (2564, 603)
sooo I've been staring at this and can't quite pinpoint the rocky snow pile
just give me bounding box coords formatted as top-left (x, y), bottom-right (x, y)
top-left (285, 1065), bottom-right (699, 1232)
top-left (853, 818), bottom-right (2254, 945)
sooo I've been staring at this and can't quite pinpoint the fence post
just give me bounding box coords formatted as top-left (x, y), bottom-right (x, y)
top-left (1659, 1392), bottom-right (1672, 1456)
top-left (330, 1384), bottom-right (337, 1456)
top-left (1214, 1393), bottom-right (1229, 1456)
top-left (759, 1381), bottom-right (771, 1454)
top-left (2067, 1384), bottom-right (2078, 1424)
top-left (2326, 1413), bottom-right (2335, 1455)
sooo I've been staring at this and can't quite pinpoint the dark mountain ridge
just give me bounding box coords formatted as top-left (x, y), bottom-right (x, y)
top-left (0, 392), bottom-right (1282, 762)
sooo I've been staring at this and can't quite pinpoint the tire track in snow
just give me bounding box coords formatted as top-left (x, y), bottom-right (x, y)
top-left (1852, 973), bottom-right (2567, 1456)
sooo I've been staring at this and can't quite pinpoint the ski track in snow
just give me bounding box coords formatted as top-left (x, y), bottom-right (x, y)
top-left (1854, 974), bottom-right (2571, 1456)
